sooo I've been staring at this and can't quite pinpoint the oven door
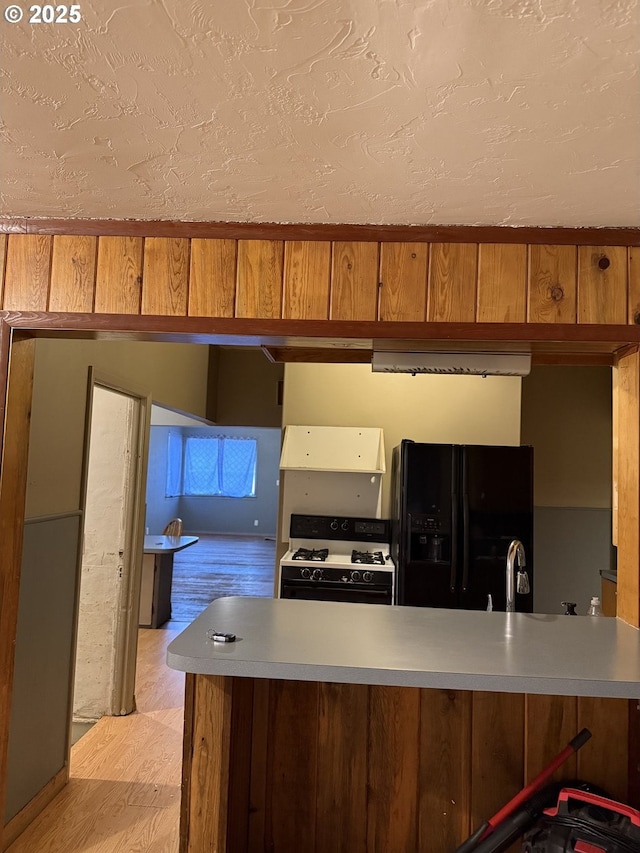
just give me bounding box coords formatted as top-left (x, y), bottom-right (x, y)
top-left (280, 579), bottom-right (392, 605)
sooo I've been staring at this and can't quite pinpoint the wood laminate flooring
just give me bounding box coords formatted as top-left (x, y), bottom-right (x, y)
top-left (170, 533), bottom-right (276, 623)
top-left (7, 536), bottom-right (275, 852)
top-left (7, 626), bottom-right (184, 853)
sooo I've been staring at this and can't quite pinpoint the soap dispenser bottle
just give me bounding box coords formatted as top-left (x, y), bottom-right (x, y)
top-left (587, 596), bottom-right (602, 616)
top-left (561, 601), bottom-right (577, 615)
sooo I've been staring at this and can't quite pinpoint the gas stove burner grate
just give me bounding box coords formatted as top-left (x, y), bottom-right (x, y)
top-left (351, 550), bottom-right (385, 566)
top-left (292, 547), bottom-right (329, 562)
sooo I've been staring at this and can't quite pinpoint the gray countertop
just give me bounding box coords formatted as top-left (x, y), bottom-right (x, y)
top-left (166, 597), bottom-right (640, 699)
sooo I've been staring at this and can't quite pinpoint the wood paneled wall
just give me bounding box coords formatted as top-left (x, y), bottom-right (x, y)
top-left (183, 675), bottom-right (636, 853)
top-left (1, 235), bottom-right (638, 324)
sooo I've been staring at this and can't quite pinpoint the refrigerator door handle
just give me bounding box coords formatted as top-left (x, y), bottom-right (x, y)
top-left (450, 496), bottom-right (458, 592)
top-left (461, 493), bottom-right (469, 592)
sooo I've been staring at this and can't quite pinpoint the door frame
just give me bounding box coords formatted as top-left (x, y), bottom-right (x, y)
top-left (0, 313), bottom-right (639, 844)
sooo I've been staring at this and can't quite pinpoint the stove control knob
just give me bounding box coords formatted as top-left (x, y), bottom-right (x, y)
top-left (341, 520), bottom-right (349, 531)
top-left (351, 570), bottom-right (361, 582)
top-left (363, 571), bottom-right (373, 583)
top-left (312, 568), bottom-right (324, 581)
top-left (301, 567), bottom-right (311, 579)
top-left (330, 519), bottom-right (339, 530)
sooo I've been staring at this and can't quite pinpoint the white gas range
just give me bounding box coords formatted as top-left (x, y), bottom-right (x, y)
top-left (279, 514), bottom-right (395, 605)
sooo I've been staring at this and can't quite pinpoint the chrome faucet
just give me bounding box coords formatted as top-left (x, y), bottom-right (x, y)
top-left (506, 540), bottom-right (529, 612)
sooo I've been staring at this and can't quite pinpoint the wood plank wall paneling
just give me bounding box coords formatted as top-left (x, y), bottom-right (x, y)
top-left (367, 686), bottom-right (420, 853)
top-left (0, 339), bottom-right (36, 838)
top-left (236, 240), bottom-right (284, 319)
top-left (180, 674), bottom-right (196, 853)
top-left (525, 695), bottom-right (578, 781)
top-left (94, 236), bottom-right (143, 314)
top-left (283, 241), bottom-right (331, 320)
top-left (188, 239), bottom-right (236, 318)
top-left (184, 678), bottom-right (635, 853)
top-left (3, 235), bottom-right (52, 311)
top-left (0, 233), bottom-right (637, 326)
top-left (477, 244), bottom-right (527, 323)
top-left (378, 242), bottom-right (428, 321)
top-left (265, 680), bottom-right (319, 852)
top-left (330, 242), bottom-right (379, 320)
top-left (0, 236), bottom-right (6, 307)
top-left (470, 692), bottom-right (525, 847)
top-left (49, 235), bottom-right (97, 312)
top-left (419, 690), bottom-right (472, 851)
top-left (141, 237), bottom-right (190, 316)
top-left (316, 683), bottom-right (368, 853)
top-left (629, 700), bottom-right (640, 808)
top-left (247, 680), bottom-right (270, 852)
top-left (578, 246), bottom-right (628, 324)
top-left (578, 697), bottom-right (630, 803)
top-left (629, 247), bottom-right (640, 326)
top-left (187, 675), bottom-right (233, 853)
top-left (427, 243), bottom-right (478, 323)
top-left (613, 360), bottom-right (619, 546)
top-left (615, 348), bottom-right (640, 627)
top-left (227, 677), bottom-right (254, 853)
top-left (528, 245), bottom-right (577, 323)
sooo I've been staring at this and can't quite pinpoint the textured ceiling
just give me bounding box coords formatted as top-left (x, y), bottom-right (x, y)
top-left (1, 0), bottom-right (638, 227)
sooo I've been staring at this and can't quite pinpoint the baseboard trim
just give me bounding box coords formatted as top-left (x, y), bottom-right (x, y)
top-left (186, 530), bottom-right (277, 538)
top-left (1, 765), bottom-right (68, 850)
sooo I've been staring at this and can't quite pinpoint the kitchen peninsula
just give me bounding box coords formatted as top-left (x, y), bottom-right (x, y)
top-left (167, 596), bottom-right (640, 853)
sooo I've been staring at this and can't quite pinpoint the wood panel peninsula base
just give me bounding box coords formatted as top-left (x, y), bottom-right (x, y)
top-left (169, 598), bottom-right (640, 853)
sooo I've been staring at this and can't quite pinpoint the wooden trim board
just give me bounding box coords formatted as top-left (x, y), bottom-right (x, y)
top-left (0, 219), bottom-right (638, 245)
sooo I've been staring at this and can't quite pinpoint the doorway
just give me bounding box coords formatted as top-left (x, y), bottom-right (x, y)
top-left (0, 322), bottom-right (632, 848)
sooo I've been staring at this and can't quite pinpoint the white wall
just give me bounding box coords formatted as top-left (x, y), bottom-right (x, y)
top-left (521, 367), bottom-right (612, 509)
top-left (520, 367), bottom-right (613, 614)
top-left (283, 363), bottom-right (522, 518)
top-left (26, 339), bottom-right (209, 517)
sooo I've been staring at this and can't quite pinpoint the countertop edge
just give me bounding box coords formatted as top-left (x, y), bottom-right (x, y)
top-left (165, 653), bottom-right (640, 699)
top-left (166, 597), bottom-right (640, 700)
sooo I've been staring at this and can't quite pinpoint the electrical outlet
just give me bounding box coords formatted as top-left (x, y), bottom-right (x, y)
top-left (254, 519), bottom-right (259, 526)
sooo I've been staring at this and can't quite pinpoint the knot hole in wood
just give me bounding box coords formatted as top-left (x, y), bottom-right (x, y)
top-left (550, 285), bottom-right (564, 302)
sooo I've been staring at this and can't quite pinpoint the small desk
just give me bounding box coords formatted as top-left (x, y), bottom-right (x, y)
top-left (139, 535), bottom-right (199, 628)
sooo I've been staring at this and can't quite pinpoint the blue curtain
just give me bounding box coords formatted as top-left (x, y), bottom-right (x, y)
top-left (175, 435), bottom-right (257, 497)
top-left (165, 431), bottom-right (183, 497)
top-left (220, 438), bottom-right (257, 497)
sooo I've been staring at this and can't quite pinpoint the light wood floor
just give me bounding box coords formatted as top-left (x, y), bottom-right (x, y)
top-left (7, 534), bottom-right (276, 852)
top-left (8, 626), bottom-right (185, 852)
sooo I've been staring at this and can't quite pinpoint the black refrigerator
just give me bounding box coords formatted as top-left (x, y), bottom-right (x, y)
top-left (391, 441), bottom-right (533, 611)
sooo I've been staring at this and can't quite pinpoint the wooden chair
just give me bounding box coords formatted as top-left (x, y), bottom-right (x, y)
top-left (163, 518), bottom-right (183, 537)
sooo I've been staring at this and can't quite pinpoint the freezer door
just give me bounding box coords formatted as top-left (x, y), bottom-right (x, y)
top-left (396, 442), bottom-right (459, 608)
top-left (459, 445), bottom-right (533, 612)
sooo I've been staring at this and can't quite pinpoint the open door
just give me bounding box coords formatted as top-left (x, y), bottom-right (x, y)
top-left (73, 370), bottom-right (151, 722)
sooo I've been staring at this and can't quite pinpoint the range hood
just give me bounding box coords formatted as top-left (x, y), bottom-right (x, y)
top-left (371, 351), bottom-right (532, 377)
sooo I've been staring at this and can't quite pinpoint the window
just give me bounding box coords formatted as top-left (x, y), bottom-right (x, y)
top-left (166, 434), bottom-right (257, 498)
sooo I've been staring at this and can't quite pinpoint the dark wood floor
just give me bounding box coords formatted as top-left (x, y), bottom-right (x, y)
top-left (170, 534), bottom-right (276, 623)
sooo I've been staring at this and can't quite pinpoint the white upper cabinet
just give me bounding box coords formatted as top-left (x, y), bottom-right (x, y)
top-left (279, 426), bottom-right (385, 473)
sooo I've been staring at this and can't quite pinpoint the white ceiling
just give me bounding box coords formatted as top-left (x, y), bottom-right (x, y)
top-left (1, 0), bottom-right (638, 227)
